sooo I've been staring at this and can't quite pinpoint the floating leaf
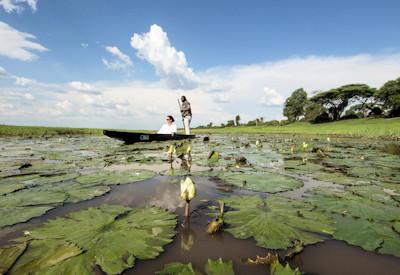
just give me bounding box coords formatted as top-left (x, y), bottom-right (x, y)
top-left (219, 169), bottom-right (303, 193)
top-left (333, 215), bottom-right (400, 257)
top-left (215, 195), bottom-right (334, 250)
top-left (270, 259), bottom-right (301, 275)
top-left (8, 205), bottom-right (177, 274)
top-left (156, 262), bottom-right (197, 275)
top-left (0, 206), bottom-right (53, 228)
top-left (75, 169), bottom-right (156, 186)
top-left (306, 187), bottom-right (400, 222)
top-left (0, 242), bottom-right (27, 274)
top-left (205, 258), bottom-right (234, 275)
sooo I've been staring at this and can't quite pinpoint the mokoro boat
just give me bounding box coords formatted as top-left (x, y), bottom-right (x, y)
top-left (103, 130), bottom-right (196, 144)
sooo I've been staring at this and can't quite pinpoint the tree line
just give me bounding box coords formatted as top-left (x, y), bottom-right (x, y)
top-left (196, 76), bottom-right (399, 128)
top-left (283, 76), bottom-right (400, 123)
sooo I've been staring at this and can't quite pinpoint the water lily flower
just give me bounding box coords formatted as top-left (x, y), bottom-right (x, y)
top-left (180, 177), bottom-right (196, 202)
top-left (23, 230), bottom-right (30, 236)
top-left (302, 142), bottom-right (308, 149)
top-left (327, 137), bottom-right (331, 142)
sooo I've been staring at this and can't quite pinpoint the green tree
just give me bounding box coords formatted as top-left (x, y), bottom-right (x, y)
top-left (226, 120), bottom-right (235, 127)
top-left (304, 102), bottom-right (330, 123)
top-left (376, 77), bottom-right (400, 117)
top-left (310, 84), bottom-right (373, 120)
top-left (283, 88), bottom-right (308, 122)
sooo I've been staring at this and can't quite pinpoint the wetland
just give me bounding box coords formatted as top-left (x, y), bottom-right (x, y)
top-left (0, 134), bottom-right (399, 274)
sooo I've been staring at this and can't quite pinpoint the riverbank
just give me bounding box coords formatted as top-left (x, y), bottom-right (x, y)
top-left (193, 118), bottom-right (400, 140)
top-left (2, 118), bottom-right (399, 139)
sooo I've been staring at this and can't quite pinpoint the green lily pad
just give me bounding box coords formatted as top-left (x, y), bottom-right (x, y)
top-left (334, 215), bottom-right (400, 257)
top-left (0, 189), bottom-right (66, 207)
top-left (218, 169), bottom-right (303, 193)
top-left (156, 258), bottom-right (234, 275)
top-left (7, 205), bottom-right (177, 274)
top-left (216, 195), bottom-right (334, 250)
top-left (75, 169), bottom-right (156, 186)
top-left (306, 187), bottom-right (400, 222)
top-left (205, 258), bottom-right (234, 275)
top-left (0, 242), bottom-right (27, 274)
top-left (156, 262), bottom-right (197, 275)
top-left (347, 185), bottom-right (400, 206)
top-left (270, 260), bottom-right (301, 275)
top-left (0, 206), bottom-right (53, 228)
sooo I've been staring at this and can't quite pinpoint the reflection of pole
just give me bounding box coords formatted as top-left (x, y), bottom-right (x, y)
top-left (178, 99), bottom-right (187, 134)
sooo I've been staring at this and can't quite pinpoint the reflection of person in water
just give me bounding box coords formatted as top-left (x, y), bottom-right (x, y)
top-left (158, 115), bottom-right (177, 134)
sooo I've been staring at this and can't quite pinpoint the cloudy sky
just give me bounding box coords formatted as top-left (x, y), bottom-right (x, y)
top-left (1, 0), bottom-right (400, 130)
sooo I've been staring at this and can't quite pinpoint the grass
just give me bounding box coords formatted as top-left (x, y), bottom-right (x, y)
top-left (0, 125), bottom-right (104, 137)
top-left (193, 118), bottom-right (400, 139)
top-left (1, 118), bottom-right (399, 139)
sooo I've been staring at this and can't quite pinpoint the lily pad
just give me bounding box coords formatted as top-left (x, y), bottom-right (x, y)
top-left (75, 169), bottom-right (156, 186)
top-left (218, 169), bottom-right (303, 193)
top-left (0, 206), bottom-right (53, 228)
top-left (0, 242), bottom-right (27, 274)
top-left (306, 187), bottom-right (400, 222)
top-left (156, 262), bottom-right (197, 275)
top-left (347, 185), bottom-right (400, 206)
top-left (7, 205), bottom-right (177, 274)
top-left (333, 215), bottom-right (400, 257)
top-left (270, 260), bottom-right (301, 275)
top-left (215, 195), bottom-right (334, 250)
top-left (205, 258), bottom-right (234, 275)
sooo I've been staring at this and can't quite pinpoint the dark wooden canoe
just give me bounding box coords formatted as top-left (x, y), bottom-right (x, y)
top-left (103, 130), bottom-right (196, 144)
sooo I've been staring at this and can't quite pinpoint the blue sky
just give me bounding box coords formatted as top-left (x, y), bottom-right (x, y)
top-left (1, 0), bottom-right (400, 129)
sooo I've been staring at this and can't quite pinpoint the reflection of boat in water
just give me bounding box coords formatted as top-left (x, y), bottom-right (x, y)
top-left (103, 130), bottom-right (196, 144)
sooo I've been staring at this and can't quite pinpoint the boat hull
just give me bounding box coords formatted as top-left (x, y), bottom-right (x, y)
top-left (103, 130), bottom-right (196, 144)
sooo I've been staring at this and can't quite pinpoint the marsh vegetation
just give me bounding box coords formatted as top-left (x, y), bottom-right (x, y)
top-left (0, 134), bottom-right (399, 274)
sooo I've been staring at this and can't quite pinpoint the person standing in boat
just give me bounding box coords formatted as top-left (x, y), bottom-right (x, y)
top-left (158, 115), bottom-right (178, 135)
top-left (180, 96), bottom-right (192, 135)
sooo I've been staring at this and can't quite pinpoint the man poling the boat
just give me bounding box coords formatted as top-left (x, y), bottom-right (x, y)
top-left (179, 96), bottom-right (192, 135)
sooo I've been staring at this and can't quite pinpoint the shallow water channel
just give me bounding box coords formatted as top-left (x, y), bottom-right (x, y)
top-left (0, 135), bottom-right (399, 274)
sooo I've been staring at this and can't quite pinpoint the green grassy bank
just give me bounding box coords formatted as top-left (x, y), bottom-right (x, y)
top-left (193, 118), bottom-right (400, 139)
top-left (1, 118), bottom-right (399, 139)
top-left (0, 125), bottom-right (104, 137)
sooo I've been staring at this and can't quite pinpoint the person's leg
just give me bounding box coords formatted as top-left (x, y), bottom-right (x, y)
top-left (184, 116), bottom-right (191, 134)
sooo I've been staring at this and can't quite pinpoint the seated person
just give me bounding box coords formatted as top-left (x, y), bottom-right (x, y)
top-left (158, 115), bottom-right (177, 135)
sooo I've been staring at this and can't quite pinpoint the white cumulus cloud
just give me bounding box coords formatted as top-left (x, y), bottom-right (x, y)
top-left (68, 81), bottom-right (100, 94)
top-left (0, 21), bottom-right (48, 61)
top-left (0, 66), bottom-right (7, 76)
top-left (0, 0), bottom-right (37, 13)
top-left (260, 87), bottom-right (285, 106)
top-left (131, 24), bottom-right (199, 89)
top-left (15, 76), bottom-right (35, 86)
top-left (102, 46), bottom-right (133, 71)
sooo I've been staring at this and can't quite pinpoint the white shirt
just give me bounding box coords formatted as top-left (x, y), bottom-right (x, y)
top-left (158, 123), bottom-right (177, 134)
